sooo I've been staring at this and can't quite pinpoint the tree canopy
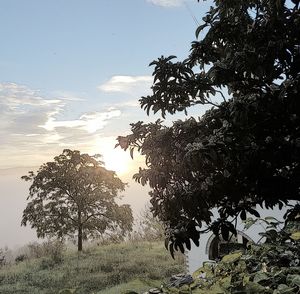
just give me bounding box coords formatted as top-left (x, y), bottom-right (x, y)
top-left (22, 149), bottom-right (133, 251)
top-left (117, 0), bottom-right (300, 255)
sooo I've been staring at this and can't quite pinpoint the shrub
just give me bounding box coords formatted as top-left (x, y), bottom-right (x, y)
top-left (27, 239), bottom-right (65, 264)
top-left (0, 248), bottom-right (6, 267)
top-left (15, 254), bottom-right (27, 264)
top-left (132, 218), bottom-right (300, 293)
top-left (130, 205), bottom-right (165, 243)
top-left (39, 258), bottom-right (56, 270)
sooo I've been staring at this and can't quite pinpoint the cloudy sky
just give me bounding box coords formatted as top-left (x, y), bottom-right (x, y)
top-left (0, 0), bottom-right (212, 248)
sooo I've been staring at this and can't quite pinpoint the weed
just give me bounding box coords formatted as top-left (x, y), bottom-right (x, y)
top-left (0, 241), bottom-right (185, 294)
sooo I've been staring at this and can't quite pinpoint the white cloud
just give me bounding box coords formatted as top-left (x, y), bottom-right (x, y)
top-left (0, 83), bottom-right (123, 168)
top-left (52, 90), bottom-right (86, 101)
top-left (146, 0), bottom-right (185, 7)
top-left (41, 109), bottom-right (121, 133)
top-left (118, 100), bottom-right (139, 107)
top-left (98, 75), bottom-right (152, 94)
top-left (0, 83), bottom-right (62, 109)
top-left (0, 83), bottom-right (65, 135)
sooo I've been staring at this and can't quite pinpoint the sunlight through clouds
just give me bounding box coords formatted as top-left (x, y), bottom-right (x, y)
top-left (90, 136), bottom-right (146, 179)
top-left (0, 82), bottom-right (123, 168)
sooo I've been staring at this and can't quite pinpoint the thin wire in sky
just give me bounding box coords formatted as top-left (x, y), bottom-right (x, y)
top-left (183, 0), bottom-right (200, 26)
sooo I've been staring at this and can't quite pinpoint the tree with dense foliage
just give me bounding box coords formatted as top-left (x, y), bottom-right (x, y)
top-left (22, 149), bottom-right (133, 251)
top-left (117, 0), bottom-right (300, 255)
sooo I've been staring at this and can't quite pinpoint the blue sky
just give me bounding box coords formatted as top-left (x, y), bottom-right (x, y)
top-left (0, 0), bottom-right (212, 170)
top-left (0, 0), bottom-right (212, 247)
top-left (2, 0), bottom-right (196, 90)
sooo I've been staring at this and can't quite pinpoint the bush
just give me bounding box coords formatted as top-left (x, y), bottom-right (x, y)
top-left (0, 248), bottom-right (6, 267)
top-left (27, 240), bottom-right (65, 264)
top-left (148, 219), bottom-right (300, 294)
top-left (39, 258), bottom-right (57, 270)
top-left (15, 254), bottom-right (27, 264)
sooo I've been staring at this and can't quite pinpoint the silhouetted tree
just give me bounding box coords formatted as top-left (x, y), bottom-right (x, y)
top-left (117, 0), bottom-right (300, 256)
top-left (22, 149), bottom-right (133, 251)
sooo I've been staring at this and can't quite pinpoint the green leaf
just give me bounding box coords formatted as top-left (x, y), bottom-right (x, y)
top-left (221, 225), bottom-right (229, 241)
top-left (264, 216), bottom-right (280, 223)
top-left (253, 272), bottom-right (270, 284)
top-left (274, 284), bottom-right (297, 294)
top-left (287, 274), bottom-right (300, 287)
top-left (240, 210), bottom-right (246, 221)
top-left (219, 276), bottom-right (231, 290)
top-left (242, 275), bottom-right (250, 286)
top-left (164, 237), bottom-right (170, 250)
top-left (244, 281), bottom-right (267, 293)
top-left (195, 24), bottom-right (207, 38)
top-left (130, 148), bottom-right (134, 159)
top-left (243, 217), bottom-right (256, 229)
top-left (170, 243), bottom-right (175, 259)
top-left (247, 208), bottom-right (260, 218)
top-left (290, 231), bottom-right (300, 240)
top-left (221, 252), bottom-right (242, 263)
top-left (184, 238), bottom-right (191, 251)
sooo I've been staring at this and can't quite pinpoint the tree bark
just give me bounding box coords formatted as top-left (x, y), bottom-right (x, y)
top-left (78, 211), bottom-right (83, 251)
top-left (78, 226), bottom-right (83, 251)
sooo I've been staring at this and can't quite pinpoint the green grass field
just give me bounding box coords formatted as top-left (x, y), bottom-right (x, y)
top-left (0, 241), bottom-right (185, 294)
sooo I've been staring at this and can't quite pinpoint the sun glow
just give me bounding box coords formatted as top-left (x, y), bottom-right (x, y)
top-left (102, 148), bottom-right (132, 175)
top-left (91, 137), bottom-right (134, 176)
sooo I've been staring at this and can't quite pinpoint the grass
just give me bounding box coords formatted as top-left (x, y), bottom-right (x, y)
top-left (96, 279), bottom-right (161, 294)
top-left (0, 241), bottom-right (185, 294)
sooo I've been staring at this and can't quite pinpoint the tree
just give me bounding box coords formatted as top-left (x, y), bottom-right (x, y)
top-left (21, 149), bottom-right (133, 251)
top-left (134, 204), bottom-right (165, 241)
top-left (117, 0), bottom-right (300, 255)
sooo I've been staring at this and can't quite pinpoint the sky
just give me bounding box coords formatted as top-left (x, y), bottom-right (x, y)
top-left (0, 0), bottom-right (212, 248)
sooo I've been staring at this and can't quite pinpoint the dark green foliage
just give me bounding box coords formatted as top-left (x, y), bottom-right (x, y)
top-left (137, 220), bottom-right (300, 293)
top-left (15, 254), bottom-right (27, 264)
top-left (22, 149), bottom-right (133, 251)
top-left (117, 0), bottom-right (300, 252)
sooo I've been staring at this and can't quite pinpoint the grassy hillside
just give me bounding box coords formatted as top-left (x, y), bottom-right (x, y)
top-left (0, 241), bottom-right (185, 294)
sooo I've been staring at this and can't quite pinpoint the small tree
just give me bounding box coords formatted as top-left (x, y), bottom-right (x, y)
top-left (21, 149), bottom-right (133, 251)
top-left (117, 0), bottom-right (300, 254)
top-left (135, 204), bottom-right (165, 241)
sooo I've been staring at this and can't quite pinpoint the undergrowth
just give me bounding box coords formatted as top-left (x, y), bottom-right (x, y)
top-left (0, 241), bottom-right (185, 294)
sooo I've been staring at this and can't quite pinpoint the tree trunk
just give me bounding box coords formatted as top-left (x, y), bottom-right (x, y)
top-left (78, 211), bottom-right (83, 251)
top-left (78, 225), bottom-right (83, 251)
